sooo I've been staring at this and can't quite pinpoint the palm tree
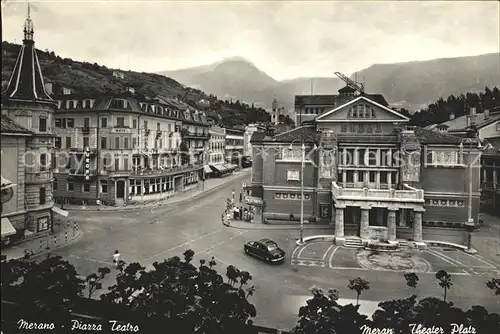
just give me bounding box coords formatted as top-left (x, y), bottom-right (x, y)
top-left (404, 273), bottom-right (419, 296)
top-left (435, 270), bottom-right (453, 302)
top-left (348, 277), bottom-right (370, 306)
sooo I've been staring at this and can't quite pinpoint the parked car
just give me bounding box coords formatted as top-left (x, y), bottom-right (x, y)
top-left (244, 238), bottom-right (285, 263)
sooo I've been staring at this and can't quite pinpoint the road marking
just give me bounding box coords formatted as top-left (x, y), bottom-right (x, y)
top-left (297, 242), bottom-right (316, 259)
top-left (327, 246), bottom-right (340, 269)
top-left (198, 231), bottom-right (247, 254)
top-left (330, 266), bottom-right (369, 271)
top-left (322, 244), bottom-right (336, 261)
top-left (142, 229), bottom-right (223, 261)
top-left (426, 249), bottom-right (467, 272)
top-left (462, 252), bottom-right (496, 268)
top-left (427, 271), bottom-right (470, 276)
top-left (67, 255), bottom-right (114, 266)
top-left (291, 245), bottom-right (303, 259)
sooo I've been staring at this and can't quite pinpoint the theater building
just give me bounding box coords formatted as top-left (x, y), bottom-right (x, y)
top-left (52, 95), bottom-right (209, 206)
top-left (250, 88), bottom-right (481, 247)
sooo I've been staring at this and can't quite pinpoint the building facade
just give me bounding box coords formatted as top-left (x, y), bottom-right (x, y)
top-left (225, 128), bottom-right (245, 163)
top-left (52, 95), bottom-right (209, 207)
top-left (1, 12), bottom-right (65, 242)
top-left (209, 126), bottom-right (226, 164)
top-left (481, 148), bottom-right (500, 216)
top-left (251, 90), bottom-right (481, 247)
top-left (244, 124), bottom-right (265, 157)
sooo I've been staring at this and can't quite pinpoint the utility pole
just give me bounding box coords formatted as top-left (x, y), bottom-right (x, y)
top-left (96, 112), bottom-right (100, 209)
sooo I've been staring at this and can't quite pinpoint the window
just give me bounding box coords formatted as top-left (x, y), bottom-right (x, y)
top-left (338, 172), bottom-right (343, 182)
top-left (368, 150), bottom-right (377, 166)
top-left (101, 181), bottom-right (108, 193)
top-left (428, 151), bottom-right (459, 166)
top-left (380, 150), bottom-right (389, 166)
top-left (124, 138), bottom-right (129, 149)
top-left (53, 181), bottom-right (57, 192)
top-left (346, 171), bottom-right (354, 182)
top-left (358, 124), bottom-right (364, 133)
top-left (287, 170), bottom-right (300, 181)
top-left (281, 149), bottom-right (302, 161)
top-left (116, 117), bottom-right (125, 127)
top-left (115, 137), bottom-right (120, 149)
top-left (103, 157), bottom-right (108, 170)
top-left (358, 172), bottom-right (364, 182)
top-left (83, 137), bottom-right (89, 147)
top-left (375, 123), bottom-right (381, 132)
top-left (55, 137), bottom-right (62, 148)
top-left (101, 137), bottom-right (107, 149)
top-left (115, 159), bottom-right (120, 171)
top-left (83, 184), bottom-right (90, 192)
top-left (369, 171), bottom-right (376, 183)
top-left (380, 171), bottom-right (388, 184)
top-left (84, 117), bottom-right (90, 128)
top-left (350, 123), bottom-right (356, 132)
top-left (133, 119), bottom-right (137, 129)
top-left (39, 187), bottom-right (46, 205)
top-left (66, 136), bottom-right (72, 148)
top-left (67, 118), bottom-right (74, 128)
top-left (391, 172), bottom-right (397, 185)
top-left (144, 120), bottom-right (148, 130)
top-left (357, 149), bottom-right (366, 166)
top-left (67, 182), bottom-right (74, 191)
top-left (124, 158), bottom-right (129, 170)
top-left (157, 122), bottom-right (161, 131)
top-left (341, 124), bottom-right (347, 132)
top-left (40, 153), bottom-right (47, 171)
top-left (101, 118), bottom-right (108, 128)
top-left (39, 118), bottom-right (47, 132)
top-left (371, 109), bottom-right (376, 118)
top-left (367, 124), bottom-right (373, 133)
top-left (55, 118), bottom-right (62, 128)
top-left (133, 138), bottom-right (137, 148)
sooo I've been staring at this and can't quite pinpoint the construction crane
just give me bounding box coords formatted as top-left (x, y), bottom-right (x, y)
top-left (334, 72), bottom-right (364, 94)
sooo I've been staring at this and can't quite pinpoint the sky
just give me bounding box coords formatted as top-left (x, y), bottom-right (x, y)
top-left (2, 0), bottom-right (499, 81)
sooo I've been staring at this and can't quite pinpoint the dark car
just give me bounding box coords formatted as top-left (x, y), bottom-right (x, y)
top-left (244, 238), bottom-right (285, 263)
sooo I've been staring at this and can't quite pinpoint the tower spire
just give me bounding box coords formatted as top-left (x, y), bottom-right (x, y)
top-left (24, 3), bottom-right (34, 41)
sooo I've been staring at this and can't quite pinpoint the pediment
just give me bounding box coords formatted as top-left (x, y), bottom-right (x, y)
top-left (316, 96), bottom-right (409, 122)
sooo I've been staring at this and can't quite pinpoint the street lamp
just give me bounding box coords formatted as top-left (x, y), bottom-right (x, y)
top-left (288, 140), bottom-right (317, 243)
top-left (459, 137), bottom-right (482, 251)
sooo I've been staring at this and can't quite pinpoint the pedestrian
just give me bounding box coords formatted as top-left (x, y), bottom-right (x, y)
top-left (239, 206), bottom-right (243, 220)
top-left (232, 188), bottom-right (235, 202)
top-left (221, 213), bottom-right (225, 225)
top-left (239, 192), bottom-right (243, 203)
top-left (113, 250), bottom-right (121, 268)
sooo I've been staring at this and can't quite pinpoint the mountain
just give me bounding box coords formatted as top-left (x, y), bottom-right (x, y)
top-left (161, 53), bottom-right (500, 112)
top-left (0, 42), bottom-right (270, 127)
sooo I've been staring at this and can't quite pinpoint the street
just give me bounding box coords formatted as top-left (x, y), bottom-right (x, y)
top-left (40, 176), bottom-right (500, 331)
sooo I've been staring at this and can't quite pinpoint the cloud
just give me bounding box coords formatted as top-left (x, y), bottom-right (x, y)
top-left (2, 0), bottom-right (498, 80)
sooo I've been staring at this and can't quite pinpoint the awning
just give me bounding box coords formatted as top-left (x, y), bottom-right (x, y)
top-left (203, 165), bottom-right (212, 174)
top-left (224, 164), bottom-right (236, 171)
top-left (211, 165), bottom-right (226, 173)
top-left (1, 217), bottom-right (17, 237)
top-left (51, 206), bottom-right (69, 218)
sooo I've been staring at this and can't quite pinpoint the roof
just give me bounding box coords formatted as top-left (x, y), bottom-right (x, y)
top-left (482, 148), bottom-right (500, 157)
top-left (294, 93), bottom-right (388, 108)
top-left (272, 125), bottom-right (318, 143)
top-left (1, 21), bottom-right (53, 102)
top-left (1, 115), bottom-right (32, 135)
top-left (338, 86), bottom-right (357, 93)
top-left (413, 127), bottom-right (462, 145)
top-left (438, 112), bottom-right (500, 132)
top-left (250, 131), bottom-right (268, 143)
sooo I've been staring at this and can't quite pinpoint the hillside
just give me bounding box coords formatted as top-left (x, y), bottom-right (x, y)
top-left (161, 53), bottom-right (500, 112)
top-left (0, 42), bottom-right (269, 127)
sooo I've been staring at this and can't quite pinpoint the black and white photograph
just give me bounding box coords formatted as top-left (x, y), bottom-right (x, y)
top-left (1, 0), bottom-right (500, 333)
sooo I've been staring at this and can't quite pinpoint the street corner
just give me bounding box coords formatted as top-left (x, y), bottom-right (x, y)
top-left (422, 247), bottom-right (500, 276)
top-left (291, 241), bottom-right (335, 268)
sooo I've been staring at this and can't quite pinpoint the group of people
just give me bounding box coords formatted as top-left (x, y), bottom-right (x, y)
top-left (221, 185), bottom-right (253, 225)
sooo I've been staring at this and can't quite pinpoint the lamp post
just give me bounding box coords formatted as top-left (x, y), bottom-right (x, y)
top-left (459, 137), bottom-right (482, 251)
top-left (289, 140), bottom-right (317, 243)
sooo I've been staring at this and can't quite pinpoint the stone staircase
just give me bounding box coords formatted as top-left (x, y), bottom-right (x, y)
top-left (344, 237), bottom-right (363, 249)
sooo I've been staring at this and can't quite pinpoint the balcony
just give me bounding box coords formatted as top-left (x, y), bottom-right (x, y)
top-left (126, 164), bottom-right (202, 178)
top-left (181, 130), bottom-right (209, 140)
top-left (25, 171), bottom-right (53, 184)
top-left (331, 182), bottom-right (424, 203)
top-left (69, 168), bottom-right (97, 179)
top-left (69, 147), bottom-right (98, 155)
top-left (82, 127), bottom-right (90, 135)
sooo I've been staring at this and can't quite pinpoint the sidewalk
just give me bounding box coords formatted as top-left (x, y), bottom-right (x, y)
top-left (225, 219), bottom-right (333, 230)
top-left (63, 169), bottom-right (251, 212)
top-left (1, 220), bottom-right (83, 261)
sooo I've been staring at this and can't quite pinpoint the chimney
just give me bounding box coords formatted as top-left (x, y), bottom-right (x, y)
top-left (484, 109), bottom-right (490, 119)
top-left (449, 112), bottom-right (455, 120)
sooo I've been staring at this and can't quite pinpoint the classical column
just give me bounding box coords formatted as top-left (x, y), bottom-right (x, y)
top-left (388, 209), bottom-right (397, 241)
top-left (413, 210), bottom-right (423, 242)
top-left (335, 204), bottom-right (345, 238)
top-left (360, 206), bottom-right (370, 239)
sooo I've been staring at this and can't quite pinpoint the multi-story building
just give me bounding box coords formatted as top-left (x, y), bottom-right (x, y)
top-left (481, 148), bottom-right (500, 216)
top-left (244, 124), bottom-right (265, 157)
top-left (426, 108), bottom-right (500, 148)
top-left (52, 95), bottom-right (209, 207)
top-left (208, 126), bottom-right (226, 164)
top-left (1, 12), bottom-right (67, 242)
top-left (225, 128), bottom-right (245, 163)
top-left (250, 88), bottom-right (482, 247)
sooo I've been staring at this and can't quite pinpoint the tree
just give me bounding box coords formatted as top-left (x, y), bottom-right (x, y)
top-left (101, 249), bottom-right (256, 333)
top-left (85, 267), bottom-right (111, 299)
top-left (348, 277), bottom-right (370, 306)
top-left (404, 272), bottom-right (419, 295)
top-left (486, 278), bottom-right (500, 295)
top-left (435, 270), bottom-right (453, 302)
top-left (293, 287), bottom-right (368, 334)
